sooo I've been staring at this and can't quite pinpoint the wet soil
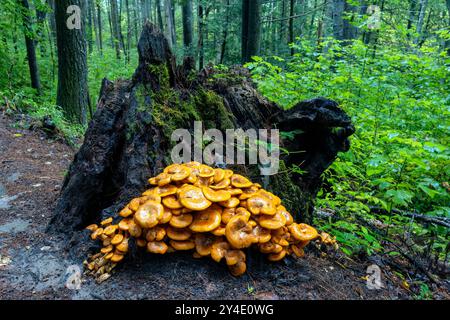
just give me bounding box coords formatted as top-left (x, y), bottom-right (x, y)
top-left (0, 114), bottom-right (420, 300)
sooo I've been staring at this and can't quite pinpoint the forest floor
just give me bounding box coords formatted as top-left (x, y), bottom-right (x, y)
top-left (0, 113), bottom-right (444, 300)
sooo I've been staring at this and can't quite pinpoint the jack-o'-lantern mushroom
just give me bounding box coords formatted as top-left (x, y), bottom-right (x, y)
top-left (202, 186), bottom-right (231, 203)
top-left (178, 185), bottom-right (212, 211)
top-left (247, 195), bottom-right (276, 215)
top-left (225, 215), bottom-right (255, 249)
top-left (134, 200), bottom-right (164, 229)
top-left (189, 206), bottom-right (222, 232)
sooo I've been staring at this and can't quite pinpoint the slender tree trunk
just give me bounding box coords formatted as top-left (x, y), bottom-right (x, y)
top-left (126, 0), bottom-right (132, 62)
top-left (289, 0), bottom-right (295, 55)
top-left (279, 0), bottom-right (287, 54)
top-left (54, 0), bottom-right (89, 124)
top-left (47, 0), bottom-right (57, 41)
top-left (156, 0), bottom-right (164, 31)
top-left (182, 0), bottom-right (194, 57)
top-left (91, 0), bottom-right (100, 52)
top-left (19, 0), bottom-right (41, 93)
top-left (133, 0), bottom-right (139, 43)
top-left (97, 2), bottom-right (104, 55)
top-left (241, 0), bottom-right (250, 63)
top-left (86, 0), bottom-right (94, 54)
top-left (219, 0), bottom-right (230, 64)
top-left (164, 0), bottom-right (176, 48)
top-left (446, 0), bottom-right (450, 56)
top-left (414, 0), bottom-right (428, 45)
top-left (110, 0), bottom-right (122, 59)
top-left (406, 0), bottom-right (418, 41)
top-left (198, 2), bottom-right (204, 69)
top-left (241, 0), bottom-right (261, 63)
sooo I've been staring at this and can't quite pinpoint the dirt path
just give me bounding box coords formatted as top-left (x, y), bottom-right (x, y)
top-left (0, 114), bottom-right (412, 300)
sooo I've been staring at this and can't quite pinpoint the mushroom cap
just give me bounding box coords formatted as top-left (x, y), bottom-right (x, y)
top-left (252, 225), bottom-right (272, 243)
top-left (104, 224), bottom-right (118, 236)
top-left (111, 234), bottom-right (124, 245)
top-left (198, 164), bottom-right (215, 178)
top-left (291, 244), bottom-right (305, 257)
top-left (91, 227), bottom-right (104, 240)
top-left (194, 233), bottom-right (217, 256)
top-left (170, 239), bottom-right (195, 250)
top-left (128, 198), bottom-right (141, 211)
top-left (209, 178), bottom-right (231, 190)
top-left (189, 205), bottom-right (222, 232)
top-left (165, 164), bottom-right (192, 181)
top-left (231, 174), bottom-right (253, 188)
top-left (159, 207), bottom-right (173, 224)
top-left (211, 225), bottom-right (226, 236)
top-left (224, 169), bottom-right (234, 179)
top-left (154, 173), bottom-right (172, 186)
top-left (228, 188), bottom-right (243, 196)
top-left (213, 168), bottom-right (225, 183)
top-left (145, 226), bottom-right (166, 241)
top-left (225, 215), bottom-right (255, 249)
top-left (225, 249), bottom-right (246, 266)
top-left (267, 249), bottom-right (287, 261)
top-left (289, 223), bottom-right (318, 242)
top-left (147, 241), bottom-right (168, 254)
top-left (116, 238), bottom-right (129, 253)
top-left (119, 207), bottom-right (133, 218)
top-left (229, 261), bottom-right (246, 276)
top-left (202, 186), bottom-right (231, 202)
top-left (154, 184), bottom-right (178, 197)
top-left (247, 195), bottom-right (276, 215)
top-left (100, 245), bottom-right (113, 254)
top-left (178, 185), bottom-right (212, 211)
top-left (134, 200), bottom-right (164, 229)
top-left (169, 213), bottom-right (193, 228)
top-left (221, 208), bottom-right (236, 224)
top-left (162, 195), bottom-right (183, 209)
top-left (259, 242), bottom-right (283, 254)
top-left (219, 197), bottom-right (240, 208)
top-left (110, 253), bottom-right (124, 263)
top-left (142, 193), bottom-right (162, 203)
top-left (210, 241), bottom-right (230, 262)
top-left (167, 226), bottom-right (192, 241)
top-left (118, 219), bottom-right (131, 231)
top-left (100, 217), bottom-right (113, 226)
top-left (104, 252), bottom-right (114, 260)
top-left (127, 220), bottom-right (142, 238)
top-left (257, 189), bottom-right (281, 206)
top-left (258, 211), bottom-right (287, 230)
top-left (277, 206), bottom-right (294, 226)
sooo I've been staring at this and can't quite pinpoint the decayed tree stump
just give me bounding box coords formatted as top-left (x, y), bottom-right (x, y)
top-left (48, 23), bottom-right (354, 236)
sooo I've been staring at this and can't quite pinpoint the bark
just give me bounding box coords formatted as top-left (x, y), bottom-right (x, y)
top-left (19, 0), bottom-right (41, 93)
top-left (54, 0), bottom-right (89, 124)
top-left (197, 3), bottom-right (205, 69)
top-left (110, 0), bottom-right (122, 59)
top-left (241, 0), bottom-right (261, 63)
top-left (182, 0), bottom-right (194, 57)
top-left (126, 0), bottom-right (132, 62)
top-left (156, 0), bottom-right (164, 32)
top-left (86, 0), bottom-right (94, 53)
top-left (48, 23), bottom-right (354, 239)
top-left (289, 0), bottom-right (295, 55)
top-left (219, 0), bottom-right (230, 64)
top-left (97, 2), bottom-right (104, 55)
top-left (415, 0), bottom-right (428, 45)
top-left (164, 0), bottom-right (176, 48)
top-left (332, 0), bottom-right (358, 43)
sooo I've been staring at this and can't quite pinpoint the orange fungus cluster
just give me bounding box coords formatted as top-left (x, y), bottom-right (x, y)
top-left (84, 162), bottom-right (336, 281)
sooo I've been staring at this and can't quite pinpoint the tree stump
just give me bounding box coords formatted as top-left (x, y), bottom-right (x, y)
top-left (48, 23), bottom-right (354, 239)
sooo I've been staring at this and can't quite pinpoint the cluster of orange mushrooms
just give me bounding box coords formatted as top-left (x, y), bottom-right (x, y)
top-left (84, 162), bottom-right (336, 281)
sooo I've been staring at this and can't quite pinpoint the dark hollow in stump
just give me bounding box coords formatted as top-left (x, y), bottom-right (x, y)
top-left (48, 23), bottom-right (354, 239)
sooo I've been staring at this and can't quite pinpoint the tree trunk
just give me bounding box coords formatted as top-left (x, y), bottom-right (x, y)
top-left (182, 0), bottom-right (194, 57)
top-left (164, 0), bottom-right (176, 48)
top-left (97, 2), bottom-right (104, 55)
top-left (197, 2), bottom-right (205, 69)
top-left (156, 0), bottom-right (164, 32)
top-left (406, 0), bottom-right (418, 41)
top-left (48, 23), bottom-right (354, 243)
top-left (289, 0), bottom-right (295, 55)
top-left (110, 0), bottom-right (122, 59)
top-left (86, 0), bottom-right (94, 54)
top-left (446, 0), bottom-right (450, 56)
top-left (414, 0), bottom-right (428, 45)
top-left (219, 0), bottom-right (230, 64)
top-left (126, 0), bottom-right (132, 62)
top-left (19, 0), bottom-right (41, 93)
top-left (241, 0), bottom-right (261, 63)
top-left (54, 0), bottom-right (89, 124)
